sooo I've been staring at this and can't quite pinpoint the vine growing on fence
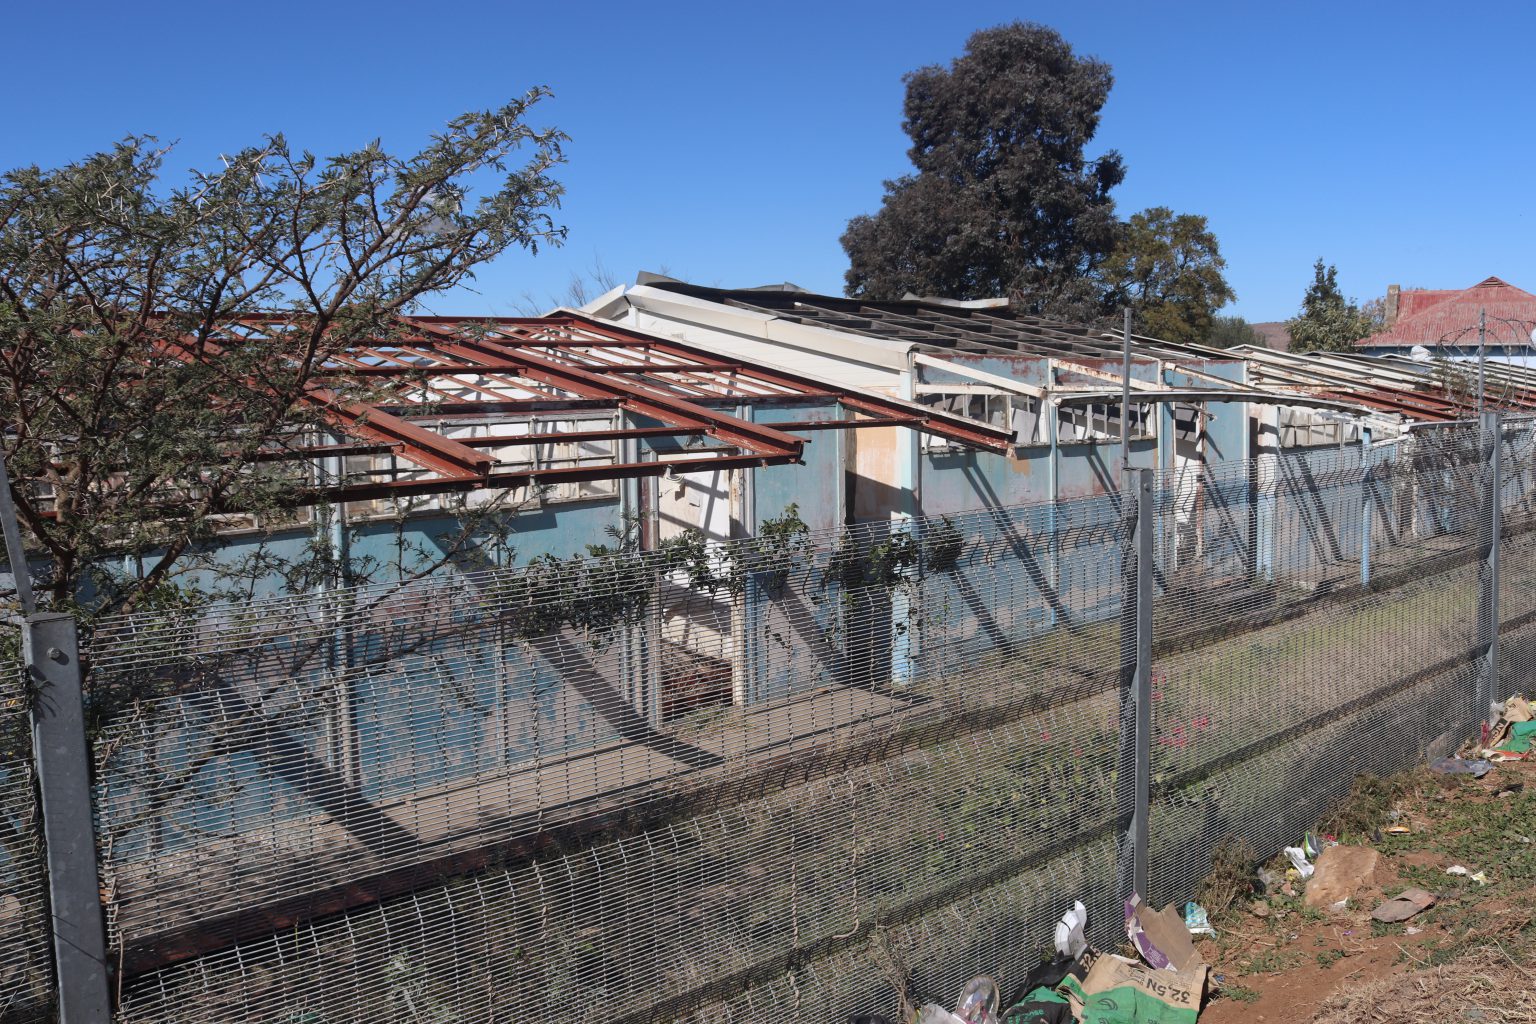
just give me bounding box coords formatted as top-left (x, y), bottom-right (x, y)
top-left (502, 505), bottom-right (814, 645)
top-left (819, 516), bottom-right (967, 601)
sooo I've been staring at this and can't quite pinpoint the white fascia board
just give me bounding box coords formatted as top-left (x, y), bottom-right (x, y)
top-left (579, 285), bottom-right (631, 319)
top-left (561, 303), bottom-right (998, 437)
top-left (912, 352), bottom-right (1046, 398)
top-left (624, 285), bottom-right (914, 372)
top-left (582, 290), bottom-right (900, 393)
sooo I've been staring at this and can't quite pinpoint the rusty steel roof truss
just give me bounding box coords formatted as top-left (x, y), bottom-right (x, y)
top-left (188, 312), bottom-right (1015, 506)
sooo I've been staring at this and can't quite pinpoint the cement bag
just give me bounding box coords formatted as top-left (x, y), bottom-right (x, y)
top-left (1057, 953), bottom-right (1206, 1024)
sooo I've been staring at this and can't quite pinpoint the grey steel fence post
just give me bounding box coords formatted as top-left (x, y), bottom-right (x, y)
top-left (1479, 411), bottom-right (1502, 724)
top-left (23, 612), bottom-right (112, 1024)
top-left (1134, 470), bottom-right (1153, 900)
top-left (1118, 467), bottom-right (1153, 902)
top-left (1360, 424), bottom-right (1373, 588)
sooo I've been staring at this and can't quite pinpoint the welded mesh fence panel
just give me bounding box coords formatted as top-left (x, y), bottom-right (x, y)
top-left (88, 418), bottom-right (1536, 1022)
top-left (98, 494), bottom-right (1132, 1023)
top-left (1499, 417), bottom-right (1536, 699)
top-left (1146, 426), bottom-right (1493, 910)
top-left (0, 627), bottom-right (52, 1022)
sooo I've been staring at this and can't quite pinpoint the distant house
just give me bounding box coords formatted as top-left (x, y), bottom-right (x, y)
top-left (1358, 276), bottom-right (1536, 364)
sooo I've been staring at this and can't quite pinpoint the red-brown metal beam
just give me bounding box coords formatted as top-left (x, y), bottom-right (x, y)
top-left (302, 388), bottom-right (493, 480)
top-left (247, 442), bottom-right (399, 463)
top-left (399, 317), bottom-right (805, 461)
top-left (401, 333), bottom-right (715, 428)
top-left (538, 316), bottom-right (740, 368)
top-left (1312, 389), bottom-right (1459, 421)
top-left (375, 399), bottom-right (622, 416)
top-left (303, 452), bottom-right (782, 505)
top-left (499, 339), bottom-right (750, 402)
top-left (776, 417), bottom-right (925, 431)
top-left (320, 358), bottom-right (742, 378)
top-left (575, 361), bottom-right (733, 375)
top-left (451, 372), bottom-right (572, 402)
top-left (647, 364), bottom-right (816, 400)
top-left (458, 426), bottom-right (708, 448)
top-left (1250, 365), bottom-right (1462, 420)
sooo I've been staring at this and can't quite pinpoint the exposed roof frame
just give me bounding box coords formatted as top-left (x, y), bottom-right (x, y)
top-left (399, 320), bottom-right (806, 461)
top-left (1232, 349), bottom-right (1485, 421)
top-left (543, 314), bottom-right (1014, 450)
top-left (1050, 389), bottom-right (1367, 413)
top-left (141, 311), bottom-right (1017, 511)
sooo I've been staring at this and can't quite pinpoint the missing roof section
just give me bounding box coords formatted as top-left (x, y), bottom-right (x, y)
top-left (198, 311), bottom-right (1015, 507)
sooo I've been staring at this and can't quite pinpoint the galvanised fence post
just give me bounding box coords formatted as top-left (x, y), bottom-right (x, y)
top-left (1479, 411), bottom-right (1502, 726)
top-left (24, 612), bottom-right (112, 1024)
top-left (1118, 468), bottom-right (1153, 902)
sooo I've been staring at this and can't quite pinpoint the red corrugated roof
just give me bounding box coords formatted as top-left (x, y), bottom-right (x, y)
top-left (1395, 289), bottom-right (1458, 319)
top-left (1360, 276), bottom-right (1536, 349)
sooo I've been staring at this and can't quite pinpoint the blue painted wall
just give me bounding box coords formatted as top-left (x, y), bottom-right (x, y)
top-left (751, 402), bottom-right (846, 534)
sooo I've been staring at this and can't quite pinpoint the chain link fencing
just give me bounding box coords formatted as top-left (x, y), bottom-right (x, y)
top-left (5, 416), bottom-right (1534, 1022)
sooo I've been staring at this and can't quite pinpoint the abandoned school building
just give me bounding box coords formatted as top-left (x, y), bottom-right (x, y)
top-left (583, 275), bottom-right (1536, 560)
top-left (60, 292), bottom-right (1536, 720)
top-left (103, 282), bottom-right (1536, 607)
top-left (35, 291), bottom-right (1536, 1024)
top-left (147, 310), bottom-right (1008, 590)
top-left (89, 288), bottom-right (1536, 717)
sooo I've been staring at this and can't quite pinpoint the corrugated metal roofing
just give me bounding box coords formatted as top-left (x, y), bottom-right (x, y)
top-left (1361, 276), bottom-right (1536, 349)
top-left (1395, 288), bottom-right (1459, 319)
top-left (616, 277), bottom-right (1536, 426)
top-left (641, 280), bottom-right (1196, 361)
top-left (1227, 345), bottom-right (1536, 422)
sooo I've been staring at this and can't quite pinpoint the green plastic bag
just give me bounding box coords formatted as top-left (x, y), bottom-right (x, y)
top-left (1497, 720), bottom-right (1536, 754)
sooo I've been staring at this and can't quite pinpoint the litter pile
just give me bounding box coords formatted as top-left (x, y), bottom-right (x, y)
top-left (1473, 694), bottom-right (1536, 762)
top-left (853, 896), bottom-right (1212, 1024)
top-left (850, 838), bottom-right (1446, 1022)
top-left (849, 693), bottom-right (1536, 1024)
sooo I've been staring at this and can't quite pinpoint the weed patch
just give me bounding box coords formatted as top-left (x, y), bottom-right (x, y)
top-left (1240, 949), bottom-right (1302, 976)
top-left (1317, 772), bottom-right (1412, 842)
top-left (1197, 835), bottom-right (1258, 919)
top-left (1217, 984), bottom-right (1260, 1004)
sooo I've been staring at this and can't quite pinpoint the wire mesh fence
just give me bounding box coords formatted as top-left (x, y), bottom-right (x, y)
top-left (1144, 426), bottom-right (1497, 910)
top-left (6, 416), bottom-right (1535, 1022)
top-left (0, 626), bottom-right (53, 1023)
top-left (91, 492), bottom-right (1132, 1022)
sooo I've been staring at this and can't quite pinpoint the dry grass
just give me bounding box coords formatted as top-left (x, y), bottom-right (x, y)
top-left (1311, 943), bottom-right (1536, 1023)
top-left (1316, 772), bottom-right (1413, 843)
top-left (1196, 835), bottom-right (1258, 918)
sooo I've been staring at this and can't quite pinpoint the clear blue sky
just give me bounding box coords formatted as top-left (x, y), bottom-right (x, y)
top-left (5, 0), bottom-right (1532, 323)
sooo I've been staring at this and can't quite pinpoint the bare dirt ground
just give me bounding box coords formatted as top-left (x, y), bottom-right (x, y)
top-left (1195, 760), bottom-right (1536, 1023)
